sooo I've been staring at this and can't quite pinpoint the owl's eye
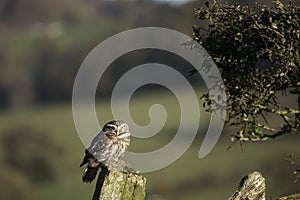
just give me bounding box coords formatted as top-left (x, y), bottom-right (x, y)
top-left (120, 124), bottom-right (128, 132)
top-left (104, 124), bottom-right (116, 132)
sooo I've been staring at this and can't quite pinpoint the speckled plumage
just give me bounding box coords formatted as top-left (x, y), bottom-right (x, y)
top-left (80, 120), bottom-right (130, 183)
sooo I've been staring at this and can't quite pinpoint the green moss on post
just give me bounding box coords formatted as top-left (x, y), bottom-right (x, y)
top-left (92, 168), bottom-right (146, 200)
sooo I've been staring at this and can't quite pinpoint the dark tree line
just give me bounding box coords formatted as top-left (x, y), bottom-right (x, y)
top-left (0, 0), bottom-right (198, 109)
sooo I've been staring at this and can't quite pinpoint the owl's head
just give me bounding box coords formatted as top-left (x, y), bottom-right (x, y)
top-left (103, 120), bottom-right (130, 139)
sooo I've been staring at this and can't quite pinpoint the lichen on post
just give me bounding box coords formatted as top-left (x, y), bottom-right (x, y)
top-left (278, 193), bottom-right (300, 200)
top-left (229, 171), bottom-right (266, 200)
top-left (92, 167), bottom-right (146, 200)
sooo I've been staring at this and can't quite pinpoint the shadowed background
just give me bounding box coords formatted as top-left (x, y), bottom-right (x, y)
top-left (0, 0), bottom-right (299, 199)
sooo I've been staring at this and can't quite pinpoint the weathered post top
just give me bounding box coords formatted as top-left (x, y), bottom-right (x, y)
top-left (92, 167), bottom-right (146, 200)
top-left (229, 171), bottom-right (266, 200)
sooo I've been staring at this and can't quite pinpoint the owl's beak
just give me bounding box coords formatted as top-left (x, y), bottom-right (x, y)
top-left (116, 126), bottom-right (121, 135)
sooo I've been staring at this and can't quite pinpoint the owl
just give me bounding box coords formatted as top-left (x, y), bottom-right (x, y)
top-left (80, 120), bottom-right (131, 183)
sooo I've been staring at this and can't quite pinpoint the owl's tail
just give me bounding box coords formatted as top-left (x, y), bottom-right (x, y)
top-left (82, 165), bottom-right (100, 183)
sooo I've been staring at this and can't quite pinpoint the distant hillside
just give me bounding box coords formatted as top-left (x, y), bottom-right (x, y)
top-left (0, 0), bottom-right (291, 108)
top-left (0, 0), bottom-right (201, 108)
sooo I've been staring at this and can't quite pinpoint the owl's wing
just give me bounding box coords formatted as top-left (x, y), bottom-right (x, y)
top-left (79, 149), bottom-right (94, 167)
top-left (79, 132), bottom-right (104, 167)
top-left (87, 132), bottom-right (110, 162)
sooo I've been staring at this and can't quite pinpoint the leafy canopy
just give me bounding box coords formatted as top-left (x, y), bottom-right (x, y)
top-left (193, 0), bottom-right (300, 141)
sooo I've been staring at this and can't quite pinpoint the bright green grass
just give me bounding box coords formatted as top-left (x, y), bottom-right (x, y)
top-left (0, 90), bottom-right (299, 200)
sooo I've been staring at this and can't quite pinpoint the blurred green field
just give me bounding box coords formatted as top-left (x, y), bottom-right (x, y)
top-left (0, 90), bottom-right (299, 200)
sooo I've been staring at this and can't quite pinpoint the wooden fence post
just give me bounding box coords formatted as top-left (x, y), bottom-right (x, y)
top-left (278, 193), bottom-right (300, 200)
top-left (229, 171), bottom-right (266, 200)
top-left (92, 167), bottom-right (146, 200)
top-left (229, 171), bottom-right (300, 200)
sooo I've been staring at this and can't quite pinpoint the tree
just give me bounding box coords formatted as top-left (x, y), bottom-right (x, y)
top-left (192, 0), bottom-right (300, 184)
top-left (193, 0), bottom-right (299, 142)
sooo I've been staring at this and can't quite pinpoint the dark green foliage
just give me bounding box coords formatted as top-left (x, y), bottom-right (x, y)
top-left (193, 0), bottom-right (300, 141)
top-left (1, 123), bottom-right (64, 182)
